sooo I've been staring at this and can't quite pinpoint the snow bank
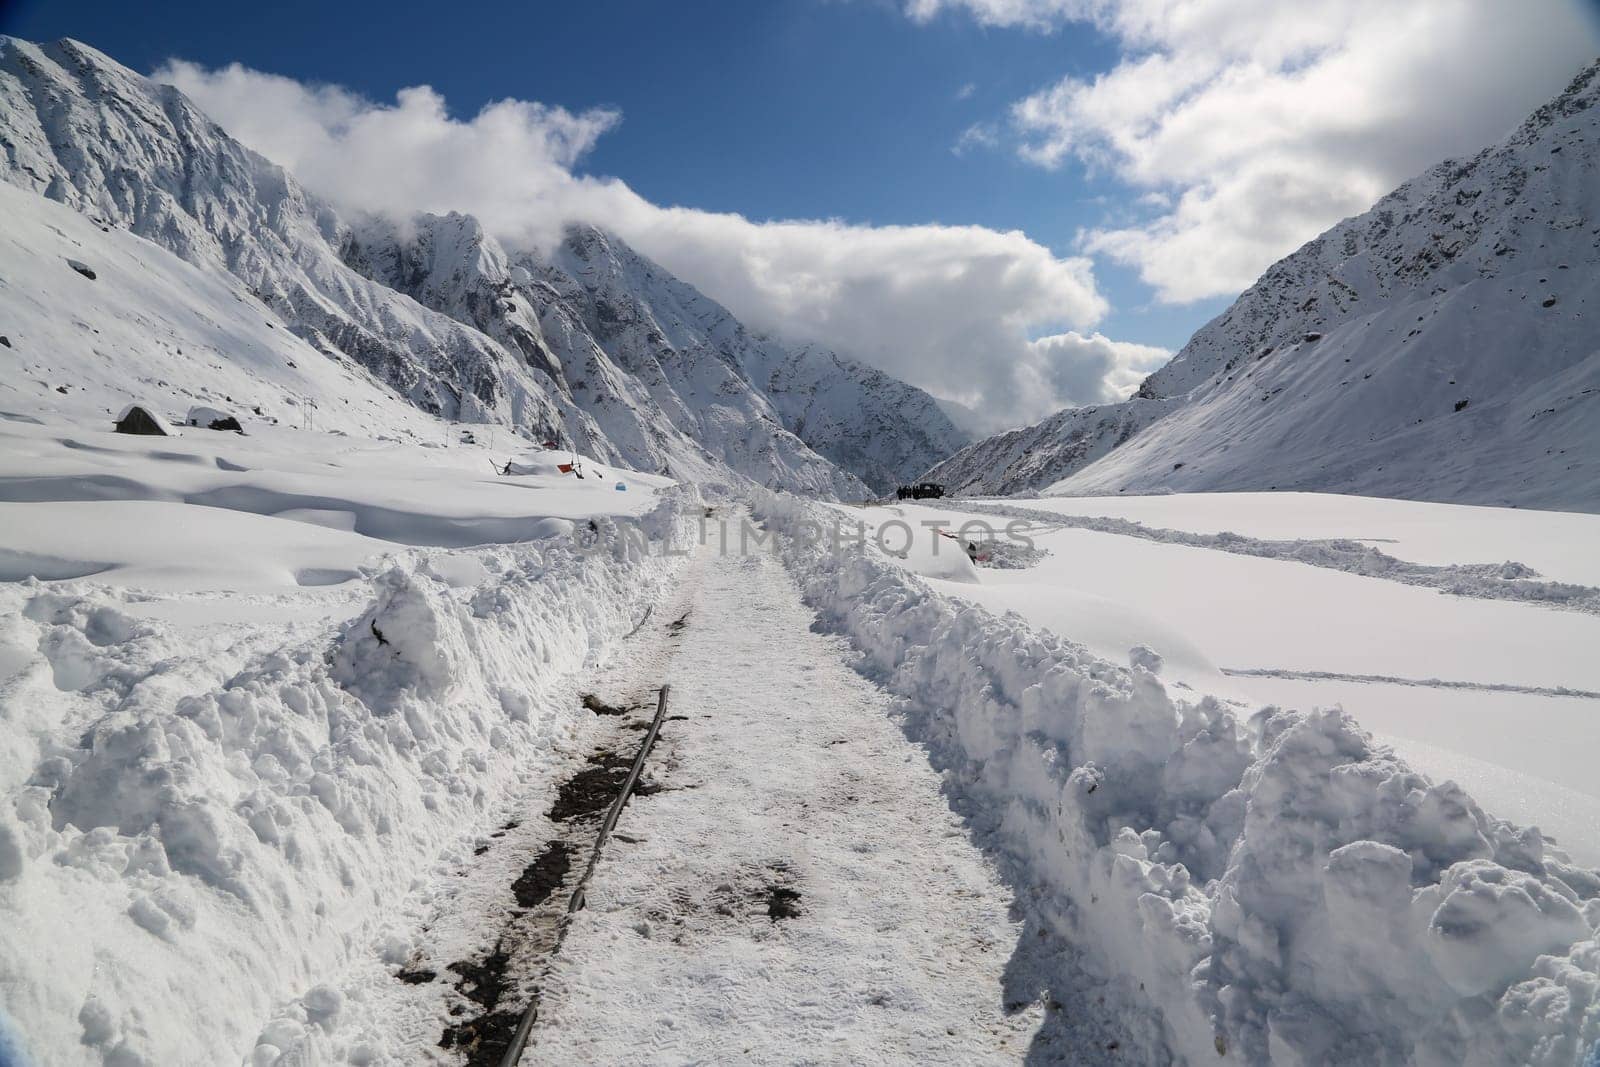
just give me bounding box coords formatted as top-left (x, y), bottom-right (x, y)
top-left (0, 490), bottom-right (695, 1064)
top-left (754, 491), bottom-right (1600, 1065)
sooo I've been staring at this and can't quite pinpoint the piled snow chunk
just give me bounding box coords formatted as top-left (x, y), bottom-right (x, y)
top-left (332, 567), bottom-right (458, 714)
top-left (1129, 644), bottom-right (1164, 674)
top-left (755, 490), bottom-right (1600, 1065)
top-left (0, 815), bottom-right (22, 882)
top-left (1423, 861), bottom-right (1590, 997)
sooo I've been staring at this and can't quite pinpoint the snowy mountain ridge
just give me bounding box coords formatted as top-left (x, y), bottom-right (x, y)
top-left (0, 36), bottom-right (964, 497)
top-left (929, 58), bottom-right (1600, 511)
top-left (919, 397), bottom-right (1173, 499)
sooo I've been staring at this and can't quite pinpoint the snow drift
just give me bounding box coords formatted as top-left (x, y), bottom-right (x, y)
top-left (755, 492), bottom-right (1600, 1064)
top-left (0, 490), bottom-right (695, 1063)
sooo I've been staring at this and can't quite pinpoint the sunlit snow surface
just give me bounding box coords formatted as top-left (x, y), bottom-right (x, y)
top-left (0, 415), bottom-right (669, 592)
top-left (0, 401), bottom-right (681, 1061)
top-left (847, 493), bottom-right (1600, 865)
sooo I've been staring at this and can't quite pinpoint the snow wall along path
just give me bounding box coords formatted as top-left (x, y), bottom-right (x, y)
top-left (0, 490), bottom-right (697, 1064)
top-left (753, 491), bottom-right (1600, 1066)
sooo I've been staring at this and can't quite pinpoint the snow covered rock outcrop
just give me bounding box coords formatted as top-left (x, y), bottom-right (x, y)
top-left (935, 59), bottom-right (1600, 510)
top-left (0, 36), bottom-right (952, 498)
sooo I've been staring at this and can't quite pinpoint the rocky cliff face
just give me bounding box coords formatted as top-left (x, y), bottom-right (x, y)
top-left (0, 37), bottom-right (961, 497)
top-left (932, 59), bottom-right (1600, 511)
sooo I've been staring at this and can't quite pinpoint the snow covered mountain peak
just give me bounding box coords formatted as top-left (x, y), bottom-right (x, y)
top-left (930, 56), bottom-right (1600, 511)
top-left (0, 35), bottom-right (963, 498)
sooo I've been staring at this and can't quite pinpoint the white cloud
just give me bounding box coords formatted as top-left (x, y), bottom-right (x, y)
top-left (157, 61), bottom-right (622, 255)
top-left (1028, 331), bottom-right (1170, 400)
top-left (906, 0), bottom-right (1088, 31)
top-left (158, 60), bottom-right (1128, 431)
top-left (955, 81), bottom-right (978, 100)
top-left (912, 0), bottom-right (1600, 302)
top-left (952, 121), bottom-right (999, 155)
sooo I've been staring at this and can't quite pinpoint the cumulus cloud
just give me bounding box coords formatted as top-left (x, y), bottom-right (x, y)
top-left (159, 60), bottom-right (1129, 431)
top-left (1029, 331), bottom-right (1170, 400)
top-left (911, 0), bottom-right (1599, 302)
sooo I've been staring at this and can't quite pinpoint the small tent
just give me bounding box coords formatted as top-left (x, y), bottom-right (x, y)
top-left (503, 454), bottom-right (579, 477)
top-left (113, 403), bottom-right (174, 436)
top-left (186, 405), bottom-right (244, 432)
top-left (501, 452), bottom-right (597, 479)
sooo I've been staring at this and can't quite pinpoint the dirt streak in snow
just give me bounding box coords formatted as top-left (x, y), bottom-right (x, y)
top-left (437, 584), bottom-right (699, 1065)
top-left (334, 557), bottom-right (703, 1066)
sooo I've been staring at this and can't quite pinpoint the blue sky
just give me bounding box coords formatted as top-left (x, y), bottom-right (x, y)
top-left (0, 0), bottom-right (1218, 349)
top-left (3, 0), bottom-right (1594, 429)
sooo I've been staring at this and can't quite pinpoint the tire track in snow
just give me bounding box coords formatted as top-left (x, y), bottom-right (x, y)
top-left (949, 500), bottom-right (1600, 615)
top-left (1220, 666), bottom-right (1600, 700)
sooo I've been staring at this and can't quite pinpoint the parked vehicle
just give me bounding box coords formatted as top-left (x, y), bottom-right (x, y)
top-left (895, 482), bottom-right (946, 500)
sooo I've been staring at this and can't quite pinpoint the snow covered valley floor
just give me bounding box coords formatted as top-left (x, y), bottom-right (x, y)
top-left (4, 423), bottom-right (1600, 1065)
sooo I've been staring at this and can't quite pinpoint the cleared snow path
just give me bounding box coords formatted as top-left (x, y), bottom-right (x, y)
top-left (530, 522), bottom-right (1048, 1063)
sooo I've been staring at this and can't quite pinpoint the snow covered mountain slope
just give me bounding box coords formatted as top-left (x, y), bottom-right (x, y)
top-left (935, 59), bottom-right (1600, 511)
top-left (543, 227), bottom-right (875, 495)
top-left (0, 37), bottom-right (948, 498)
top-left (344, 213), bottom-right (961, 495)
top-left (0, 180), bottom-right (442, 443)
top-left (922, 397), bottom-right (1172, 498)
top-left (339, 213), bottom-right (855, 495)
top-left (0, 37), bottom-right (582, 446)
top-left (545, 228), bottom-right (967, 495)
top-left (743, 341), bottom-right (970, 495)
